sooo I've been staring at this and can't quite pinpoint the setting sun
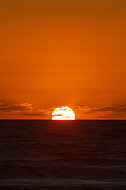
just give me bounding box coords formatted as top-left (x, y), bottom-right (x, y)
top-left (52, 106), bottom-right (75, 120)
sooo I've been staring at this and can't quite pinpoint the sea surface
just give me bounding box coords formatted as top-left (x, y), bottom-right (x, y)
top-left (0, 120), bottom-right (126, 190)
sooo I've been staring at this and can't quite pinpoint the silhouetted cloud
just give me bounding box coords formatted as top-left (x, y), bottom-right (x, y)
top-left (73, 105), bottom-right (126, 119)
top-left (0, 103), bottom-right (126, 119)
top-left (0, 103), bottom-right (32, 112)
top-left (0, 103), bottom-right (50, 119)
top-left (22, 109), bottom-right (48, 117)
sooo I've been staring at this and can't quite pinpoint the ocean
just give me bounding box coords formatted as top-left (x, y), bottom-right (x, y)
top-left (0, 120), bottom-right (126, 190)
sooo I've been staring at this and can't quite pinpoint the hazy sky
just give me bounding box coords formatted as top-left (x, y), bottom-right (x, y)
top-left (0, 0), bottom-right (126, 119)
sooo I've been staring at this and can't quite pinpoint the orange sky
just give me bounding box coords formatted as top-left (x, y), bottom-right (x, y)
top-left (0, 0), bottom-right (126, 119)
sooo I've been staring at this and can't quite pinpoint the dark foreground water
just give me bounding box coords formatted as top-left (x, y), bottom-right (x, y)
top-left (0, 120), bottom-right (126, 190)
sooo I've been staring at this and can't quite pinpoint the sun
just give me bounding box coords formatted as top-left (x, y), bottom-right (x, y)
top-left (52, 106), bottom-right (75, 120)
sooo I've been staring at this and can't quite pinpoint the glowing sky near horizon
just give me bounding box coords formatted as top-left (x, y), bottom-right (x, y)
top-left (0, 0), bottom-right (126, 119)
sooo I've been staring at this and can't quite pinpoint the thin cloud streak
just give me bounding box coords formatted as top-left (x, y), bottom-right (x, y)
top-left (0, 103), bottom-right (126, 119)
top-left (0, 103), bottom-right (50, 119)
top-left (72, 105), bottom-right (126, 119)
top-left (0, 103), bottom-right (32, 112)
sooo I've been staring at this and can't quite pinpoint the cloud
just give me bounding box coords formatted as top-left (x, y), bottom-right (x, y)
top-left (0, 103), bottom-right (126, 119)
top-left (22, 109), bottom-right (48, 117)
top-left (0, 103), bottom-right (32, 112)
top-left (0, 103), bottom-right (50, 119)
top-left (73, 105), bottom-right (126, 119)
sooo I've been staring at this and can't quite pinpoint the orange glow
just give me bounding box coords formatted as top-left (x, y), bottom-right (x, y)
top-left (52, 106), bottom-right (75, 120)
top-left (0, 1), bottom-right (126, 120)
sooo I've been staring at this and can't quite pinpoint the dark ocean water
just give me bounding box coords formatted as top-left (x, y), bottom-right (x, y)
top-left (0, 120), bottom-right (126, 190)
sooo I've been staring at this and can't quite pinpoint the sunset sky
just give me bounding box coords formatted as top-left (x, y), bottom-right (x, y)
top-left (0, 0), bottom-right (126, 119)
